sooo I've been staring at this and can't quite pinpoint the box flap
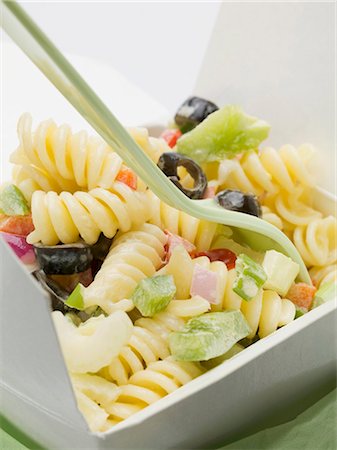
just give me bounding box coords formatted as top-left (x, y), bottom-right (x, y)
top-left (194, 2), bottom-right (335, 193)
top-left (0, 239), bottom-right (88, 431)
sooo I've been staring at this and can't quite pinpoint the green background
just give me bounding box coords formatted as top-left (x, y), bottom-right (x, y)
top-left (1, 388), bottom-right (336, 450)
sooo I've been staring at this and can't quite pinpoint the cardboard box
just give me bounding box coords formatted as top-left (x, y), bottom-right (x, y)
top-left (1, 3), bottom-right (336, 449)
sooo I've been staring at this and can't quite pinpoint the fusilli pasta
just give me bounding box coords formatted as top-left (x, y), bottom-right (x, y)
top-left (104, 296), bottom-right (210, 386)
top-left (147, 190), bottom-right (219, 251)
top-left (82, 224), bottom-right (167, 313)
top-left (106, 358), bottom-right (204, 423)
top-left (309, 264), bottom-right (337, 287)
top-left (27, 182), bottom-right (150, 245)
top-left (293, 216), bottom-right (337, 267)
top-left (217, 145), bottom-right (315, 198)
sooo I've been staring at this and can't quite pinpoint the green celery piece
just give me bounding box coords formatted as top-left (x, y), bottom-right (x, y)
top-left (311, 282), bottom-right (336, 309)
top-left (295, 306), bottom-right (307, 319)
top-left (233, 274), bottom-right (259, 301)
top-left (0, 184), bottom-right (30, 216)
top-left (176, 105), bottom-right (270, 163)
top-left (169, 311), bottom-right (250, 361)
top-left (65, 284), bottom-right (85, 310)
top-left (236, 253), bottom-right (267, 286)
top-left (132, 275), bottom-right (176, 317)
top-left (233, 254), bottom-right (267, 301)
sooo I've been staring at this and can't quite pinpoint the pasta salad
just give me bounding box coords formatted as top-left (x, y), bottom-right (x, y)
top-left (1, 98), bottom-right (336, 432)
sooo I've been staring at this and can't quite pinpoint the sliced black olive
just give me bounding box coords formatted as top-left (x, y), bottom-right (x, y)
top-left (174, 96), bottom-right (219, 133)
top-left (33, 269), bottom-right (73, 313)
top-left (34, 242), bottom-right (93, 275)
top-left (158, 152), bottom-right (207, 199)
top-left (216, 189), bottom-right (262, 217)
top-left (91, 233), bottom-right (113, 261)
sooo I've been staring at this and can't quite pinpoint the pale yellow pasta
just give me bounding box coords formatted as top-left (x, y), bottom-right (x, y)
top-left (273, 191), bottom-right (322, 228)
top-left (127, 127), bottom-right (171, 163)
top-left (261, 205), bottom-right (284, 230)
top-left (82, 224), bottom-right (167, 313)
top-left (147, 190), bottom-right (218, 251)
top-left (309, 264), bottom-right (337, 287)
top-left (103, 296), bottom-right (209, 386)
top-left (106, 358), bottom-right (204, 424)
top-left (27, 182), bottom-right (149, 245)
top-left (293, 216), bottom-right (337, 267)
top-left (222, 270), bottom-right (295, 338)
top-left (71, 373), bottom-right (120, 432)
top-left (217, 144), bottom-right (315, 197)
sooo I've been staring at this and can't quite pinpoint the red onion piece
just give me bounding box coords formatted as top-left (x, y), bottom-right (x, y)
top-left (1, 231), bottom-right (35, 265)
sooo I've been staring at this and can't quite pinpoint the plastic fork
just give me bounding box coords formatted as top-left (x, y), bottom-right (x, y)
top-left (1, 0), bottom-right (310, 283)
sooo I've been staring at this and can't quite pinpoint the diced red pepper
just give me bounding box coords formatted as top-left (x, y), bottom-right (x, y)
top-left (286, 282), bottom-right (316, 310)
top-left (160, 129), bottom-right (182, 148)
top-left (116, 167), bottom-right (138, 190)
top-left (192, 248), bottom-right (237, 270)
top-left (0, 214), bottom-right (34, 236)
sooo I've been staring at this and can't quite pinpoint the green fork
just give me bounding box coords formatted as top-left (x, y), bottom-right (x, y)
top-left (1, 0), bottom-right (310, 283)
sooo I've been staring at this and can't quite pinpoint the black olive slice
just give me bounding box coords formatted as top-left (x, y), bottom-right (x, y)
top-left (174, 96), bottom-right (219, 133)
top-left (158, 152), bottom-right (207, 200)
top-left (34, 241), bottom-right (93, 275)
top-left (91, 234), bottom-right (113, 261)
top-left (33, 269), bottom-right (73, 313)
top-left (216, 189), bottom-right (262, 217)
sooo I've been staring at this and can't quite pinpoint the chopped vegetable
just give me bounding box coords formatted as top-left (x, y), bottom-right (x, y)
top-left (33, 242), bottom-right (93, 275)
top-left (192, 248), bottom-right (237, 270)
top-left (176, 105), bottom-right (270, 163)
top-left (190, 264), bottom-right (219, 304)
top-left (311, 282), bottom-right (336, 309)
top-left (286, 282), bottom-right (316, 311)
top-left (157, 152), bottom-right (207, 199)
top-left (50, 269), bottom-right (93, 292)
top-left (131, 274), bottom-right (176, 317)
top-left (0, 184), bottom-right (30, 216)
top-left (0, 214), bottom-right (34, 236)
top-left (169, 311), bottom-right (251, 361)
top-left (65, 284), bottom-right (85, 310)
top-left (174, 96), bottom-right (219, 133)
top-left (262, 250), bottom-right (300, 296)
top-left (160, 129), bottom-right (182, 148)
top-left (216, 189), bottom-right (262, 217)
top-left (233, 254), bottom-right (267, 301)
top-left (115, 167), bottom-right (137, 190)
top-left (1, 232), bottom-right (35, 264)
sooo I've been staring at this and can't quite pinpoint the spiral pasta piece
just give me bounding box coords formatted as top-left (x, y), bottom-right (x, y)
top-left (70, 373), bottom-right (121, 432)
top-left (221, 269), bottom-right (296, 338)
top-left (10, 113), bottom-right (125, 192)
top-left (127, 127), bottom-right (171, 163)
top-left (82, 224), bottom-right (167, 313)
top-left (104, 296), bottom-right (210, 386)
top-left (309, 264), bottom-right (337, 288)
top-left (147, 190), bottom-right (218, 251)
top-left (106, 358), bottom-right (204, 423)
top-left (10, 114), bottom-right (170, 198)
top-left (217, 145), bottom-right (315, 198)
top-left (26, 182), bottom-right (150, 245)
top-left (293, 216), bottom-right (337, 267)
top-left (261, 206), bottom-right (284, 230)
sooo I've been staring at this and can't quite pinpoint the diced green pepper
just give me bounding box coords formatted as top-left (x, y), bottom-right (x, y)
top-left (65, 284), bottom-right (85, 310)
top-left (169, 311), bottom-right (250, 361)
top-left (132, 275), bottom-right (176, 317)
top-left (0, 184), bottom-right (30, 216)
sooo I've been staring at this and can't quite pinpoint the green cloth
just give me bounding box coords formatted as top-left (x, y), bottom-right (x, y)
top-left (1, 390), bottom-right (336, 450)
